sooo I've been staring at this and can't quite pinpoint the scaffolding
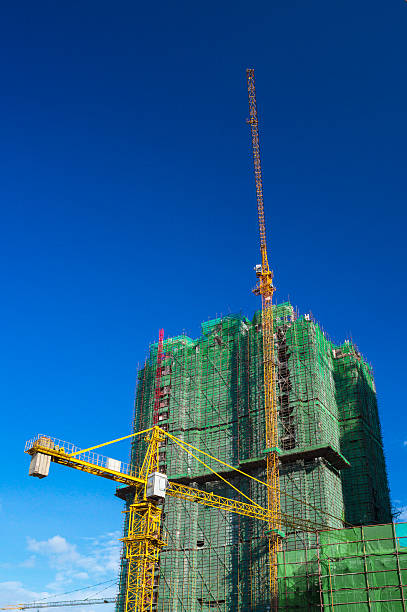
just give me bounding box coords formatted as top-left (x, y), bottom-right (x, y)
top-left (278, 522), bottom-right (407, 610)
top-left (333, 343), bottom-right (392, 526)
top-left (116, 302), bottom-right (391, 611)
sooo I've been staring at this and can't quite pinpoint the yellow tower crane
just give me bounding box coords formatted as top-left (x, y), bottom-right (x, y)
top-left (13, 71), bottom-right (318, 612)
top-left (246, 68), bottom-right (282, 608)
top-left (23, 428), bottom-right (324, 612)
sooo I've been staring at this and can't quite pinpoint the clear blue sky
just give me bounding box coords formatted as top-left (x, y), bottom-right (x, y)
top-left (1, 0), bottom-right (406, 605)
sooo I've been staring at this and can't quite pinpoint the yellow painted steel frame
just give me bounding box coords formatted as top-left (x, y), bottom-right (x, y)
top-left (123, 501), bottom-right (165, 612)
top-left (263, 292), bottom-right (281, 608)
top-left (25, 432), bottom-right (278, 521)
top-left (122, 427), bottom-right (166, 612)
top-left (247, 67), bottom-right (281, 609)
top-left (25, 425), bottom-right (287, 610)
top-left (25, 432), bottom-right (322, 533)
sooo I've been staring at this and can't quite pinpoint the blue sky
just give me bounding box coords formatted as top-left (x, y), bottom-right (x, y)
top-left (1, 0), bottom-right (407, 606)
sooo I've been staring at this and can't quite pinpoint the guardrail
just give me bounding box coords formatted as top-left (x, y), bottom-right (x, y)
top-left (25, 434), bottom-right (141, 480)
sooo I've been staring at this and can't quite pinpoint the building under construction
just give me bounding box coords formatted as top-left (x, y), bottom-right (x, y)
top-left (16, 70), bottom-right (401, 612)
top-left (116, 301), bottom-right (392, 610)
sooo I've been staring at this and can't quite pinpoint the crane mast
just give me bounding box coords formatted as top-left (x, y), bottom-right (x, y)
top-left (246, 68), bottom-right (281, 608)
top-left (123, 427), bottom-right (166, 612)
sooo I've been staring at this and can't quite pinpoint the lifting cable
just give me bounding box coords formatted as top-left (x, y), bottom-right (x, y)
top-left (55, 424), bottom-right (352, 528)
top-left (162, 428), bottom-right (353, 528)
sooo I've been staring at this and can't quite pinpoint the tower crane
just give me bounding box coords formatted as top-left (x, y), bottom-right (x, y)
top-left (12, 71), bottom-right (319, 612)
top-left (22, 426), bottom-right (323, 612)
top-left (246, 68), bottom-right (282, 608)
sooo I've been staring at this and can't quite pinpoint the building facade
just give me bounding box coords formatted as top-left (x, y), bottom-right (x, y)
top-left (116, 303), bottom-right (391, 611)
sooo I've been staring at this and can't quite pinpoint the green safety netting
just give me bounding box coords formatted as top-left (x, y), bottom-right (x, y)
top-left (115, 303), bottom-right (391, 611)
top-left (277, 524), bottom-right (407, 611)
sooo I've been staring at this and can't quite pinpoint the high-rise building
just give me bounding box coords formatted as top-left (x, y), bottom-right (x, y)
top-left (116, 302), bottom-right (391, 611)
top-left (333, 341), bottom-right (391, 526)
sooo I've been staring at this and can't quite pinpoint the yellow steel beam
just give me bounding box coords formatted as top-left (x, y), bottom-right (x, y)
top-left (122, 427), bottom-right (165, 612)
top-left (68, 428), bottom-right (154, 457)
top-left (165, 431), bottom-right (264, 509)
top-left (25, 437), bottom-right (145, 487)
top-left (247, 67), bottom-right (281, 609)
top-left (25, 427), bottom-right (325, 611)
top-left (167, 482), bottom-right (324, 533)
top-left (24, 432), bottom-right (323, 532)
top-left (167, 482), bottom-right (270, 521)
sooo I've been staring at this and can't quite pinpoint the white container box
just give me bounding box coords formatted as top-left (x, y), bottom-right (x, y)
top-left (146, 472), bottom-right (167, 500)
top-left (106, 458), bottom-right (121, 473)
top-left (29, 452), bottom-right (51, 478)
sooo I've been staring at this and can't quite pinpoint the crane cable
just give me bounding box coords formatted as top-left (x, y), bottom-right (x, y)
top-left (1, 579), bottom-right (117, 610)
top-left (162, 428), bottom-right (353, 528)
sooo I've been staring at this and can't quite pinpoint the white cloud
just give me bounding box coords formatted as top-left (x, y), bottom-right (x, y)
top-left (28, 535), bottom-right (73, 554)
top-left (0, 532), bottom-right (120, 610)
top-left (0, 582), bottom-right (49, 607)
top-left (397, 506), bottom-right (407, 521)
top-left (26, 532), bottom-right (121, 590)
top-left (0, 580), bottom-right (117, 612)
top-left (404, 441), bottom-right (407, 446)
top-left (20, 555), bottom-right (36, 568)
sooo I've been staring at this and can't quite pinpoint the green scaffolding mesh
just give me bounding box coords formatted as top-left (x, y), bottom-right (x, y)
top-left (277, 523), bottom-right (407, 611)
top-left (333, 344), bottom-right (391, 526)
top-left (115, 303), bottom-right (391, 611)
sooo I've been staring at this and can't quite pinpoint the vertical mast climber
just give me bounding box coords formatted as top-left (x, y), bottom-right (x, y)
top-left (122, 329), bottom-right (167, 612)
top-left (122, 330), bottom-right (168, 612)
top-left (246, 68), bottom-right (282, 608)
top-left (153, 329), bottom-right (165, 425)
top-left (122, 427), bottom-right (166, 612)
